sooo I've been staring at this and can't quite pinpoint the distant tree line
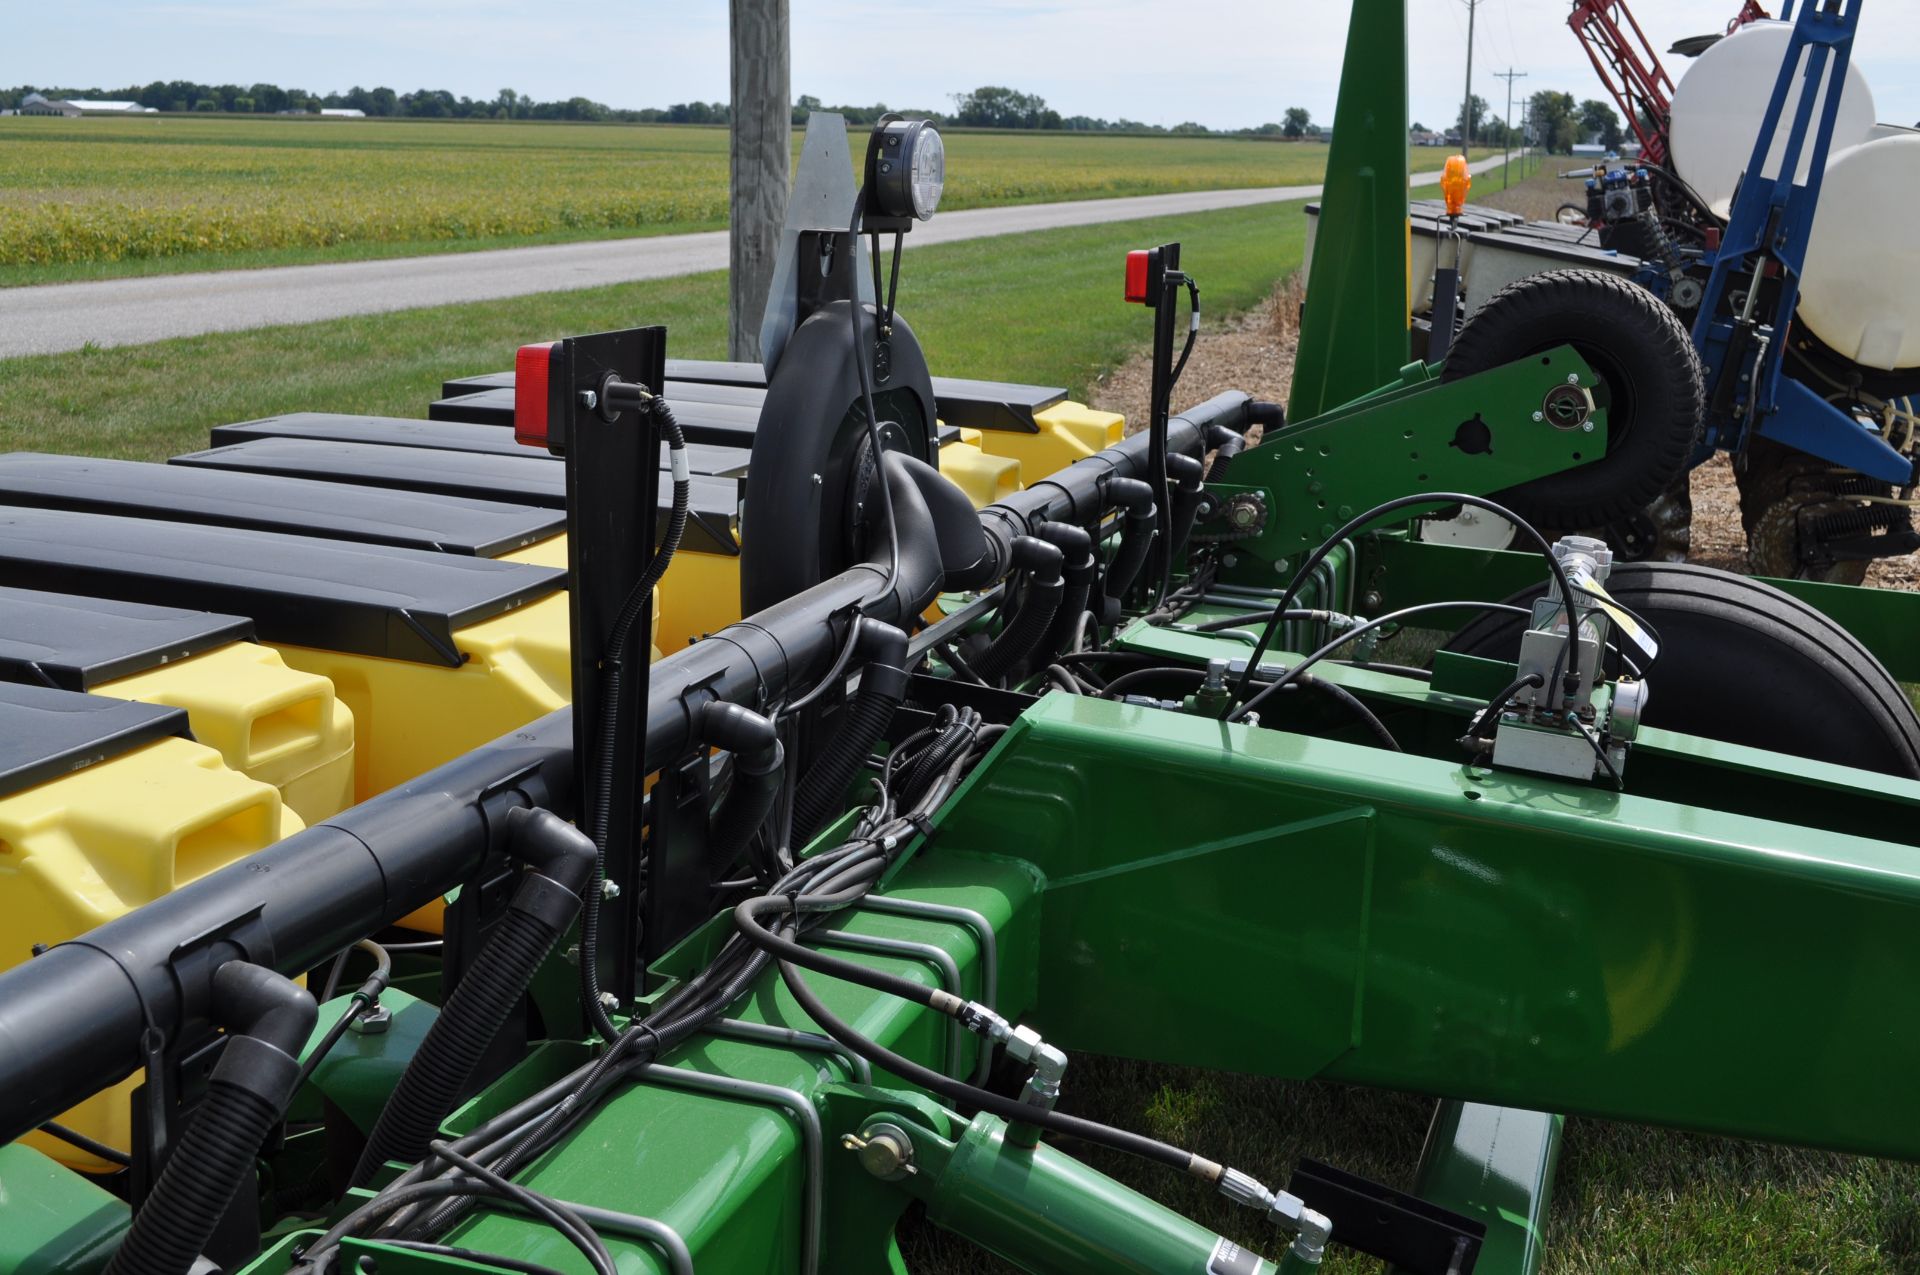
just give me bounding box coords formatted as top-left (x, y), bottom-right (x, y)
top-left (2, 79), bottom-right (1633, 144)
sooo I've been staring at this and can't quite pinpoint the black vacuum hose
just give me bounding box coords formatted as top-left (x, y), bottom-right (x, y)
top-left (1031, 522), bottom-right (1095, 663)
top-left (1102, 476), bottom-right (1158, 602)
top-left (350, 811), bottom-right (591, 1187)
top-left (971, 536), bottom-right (1066, 683)
top-left (1165, 454), bottom-right (1206, 561)
top-left (793, 621), bottom-right (911, 845)
top-left (700, 702), bottom-right (785, 879)
top-left (106, 963), bottom-right (315, 1275)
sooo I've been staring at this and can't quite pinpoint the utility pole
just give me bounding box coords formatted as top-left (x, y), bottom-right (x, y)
top-left (728, 0), bottom-right (790, 363)
top-left (1494, 67), bottom-right (1527, 188)
top-left (1458, 0), bottom-right (1478, 157)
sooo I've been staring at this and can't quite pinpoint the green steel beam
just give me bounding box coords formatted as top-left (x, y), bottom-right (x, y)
top-left (872, 1110), bottom-right (1308, 1275)
top-left (1394, 1102), bottom-right (1560, 1275)
top-left (1228, 347), bottom-right (1607, 572)
top-left (933, 693), bottom-right (1920, 1162)
top-left (1288, 0), bottom-right (1410, 420)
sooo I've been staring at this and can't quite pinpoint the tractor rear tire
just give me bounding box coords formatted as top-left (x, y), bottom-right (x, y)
top-left (1441, 269), bottom-right (1705, 533)
top-left (1440, 561), bottom-right (1920, 778)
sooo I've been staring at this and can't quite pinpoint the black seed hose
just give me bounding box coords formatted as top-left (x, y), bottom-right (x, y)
top-left (971, 536), bottom-right (1066, 683)
top-left (793, 621), bottom-right (910, 845)
top-left (106, 962), bottom-right (315, 1275)
top-left (350, 812), bottom-right (590, 1188)
top-left (700, 702), bottom-right (785, 878)
top-left (1032, 522), bottom-right (1095, 664)
top-left (1103, 476), bottom-right (1158, 601)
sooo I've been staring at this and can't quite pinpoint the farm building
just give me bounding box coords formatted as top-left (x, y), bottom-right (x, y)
top-left (18, 93), bottom-right (157, 117)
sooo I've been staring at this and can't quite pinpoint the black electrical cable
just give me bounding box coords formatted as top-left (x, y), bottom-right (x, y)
top-left (37, 1120), bottom-right (130, 1167)
top-left (1464, 672), bottom-right (1545, 746)
top-left (848, 186), bottom-right (902, 607)
top-left (297, 940), bottom-right (392, 1091)
top-left (424, 1141), bottom-right (614, 1275)
top-left (1231, 494), bottom-right (1580, 717)
top-left (776, 955), bottom-right (1215, 1179)
top-left (1234, 601), bottom-right (1530, 724)
top-left (1295, 675), bottom-right (1403, 752)
top-left (1098, 665), bottom-right (1207, 698)
top-left (578, 398), bottom-right (690, 1044)
top-left (329, 709), bottom-right (1004, 1266)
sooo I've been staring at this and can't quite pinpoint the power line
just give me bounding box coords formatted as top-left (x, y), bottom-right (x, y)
top-left (1459, 0), bottom-right (1479, 157)
top-left (1494, 66), bottom-right (1527, 187)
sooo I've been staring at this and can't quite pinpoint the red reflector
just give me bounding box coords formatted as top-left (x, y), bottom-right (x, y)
top-left (1124, 250), bottom-right (1150, 304)
top-left (514, 342), bottom-right (559, 449)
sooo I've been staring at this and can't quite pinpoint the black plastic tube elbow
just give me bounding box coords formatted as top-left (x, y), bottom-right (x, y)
top-left (105, 963), bottom-right (316, 1275)
top-left (349, 808), bottom-right (591, 1188)
top-left (971, 535), bottom-right (1067, 683)
top-left (1031, 522), bottom-right (1095, 663)
top-left (792, 619), bottom-right (911, 845)
top-left (698, 702), bottom-right (786, 879)
top-left (1101, 475), bottom-right (1158, 601)
top-left (1205, 418), bottom-right (1257, 484)
top-left (1165, 453), bottom-right (1207, 562)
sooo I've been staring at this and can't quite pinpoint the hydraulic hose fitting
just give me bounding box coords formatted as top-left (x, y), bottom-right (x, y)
top-left (1217, 1169), bottom-right (1333, 1269)
top-left (946, 1001), bottom-right (1066, 1147)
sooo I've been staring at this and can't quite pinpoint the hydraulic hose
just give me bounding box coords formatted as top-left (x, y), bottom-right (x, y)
top-left (105, 962), bottom-right (315, 1275)
top-left (1101, 476), bottom-right (1158, 603)
top-left (1031, 522), bottom-right (1095, 667)
top-left (698, 702), bottom-right (785, 880)
top-left (792, 620), bottom-right (911, 845)
top-left (351, 809), bottom-right (592, 1188)
top-left (970, 536), bottom-right (1066, 684)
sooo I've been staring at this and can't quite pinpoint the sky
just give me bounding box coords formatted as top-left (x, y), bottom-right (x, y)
top-left (14, 1), bottom-right (1920, 133)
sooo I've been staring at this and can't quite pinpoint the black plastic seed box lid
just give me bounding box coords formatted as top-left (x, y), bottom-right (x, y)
top-left (0, 452), bottom-right (563, 559)
top-left (0, 507), bottom-right (564, 667)
top-left (0, 682), bottom-right (191, 799)
top-left (208, 414), bottom-right (751, 478)
top-left (0, 586), bottom-right (254, 691)
top-left (174, 438), bottom-right (742, 555)
top-left (427, 388), bottom-right (764, 442)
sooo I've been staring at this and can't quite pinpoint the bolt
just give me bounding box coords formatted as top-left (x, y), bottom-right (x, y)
top-left (1581, 421), bottom-right (1595, 433)
top-left (1306, 479), bottom-right (1324, 495)
top-left (1221, 553), bottom-right (1239, 568)
top-left (1532, 411), bottom-right (1545, 422)
top-left (1567, 373), bottom-right (1581, 385)
top-left (578, 389), bottom-right (599, 410)
top-left (565, 944), bottom-right (581, 965)
top-left (1362, 590), bottom-right (1383, 608)
top-left (1273, 558), bottom-right (1290, 575)
top-left (598, 992), bottom-right (621, 1013)
top-left (1336, 505), bottom-right (1352, 519)
top-left (600, 879), bottom-right (621, 901)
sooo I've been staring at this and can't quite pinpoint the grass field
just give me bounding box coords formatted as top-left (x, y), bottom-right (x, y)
top-left (0, 114), bottom-right (1489, 284)
top-left (0, 197), bottom-right (1306, 458)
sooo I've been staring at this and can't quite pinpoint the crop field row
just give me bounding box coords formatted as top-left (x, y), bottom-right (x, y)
top-left (0, 115), bottom-right (1490, 279)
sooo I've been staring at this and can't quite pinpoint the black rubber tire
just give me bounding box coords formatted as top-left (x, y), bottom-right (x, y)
top-left (1735, 436), bottom-right (1878, 585)
top-left (1442, 269), bottom-right (1706, 531)
top-left (1440, 561), bottom-right (1920, 778)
